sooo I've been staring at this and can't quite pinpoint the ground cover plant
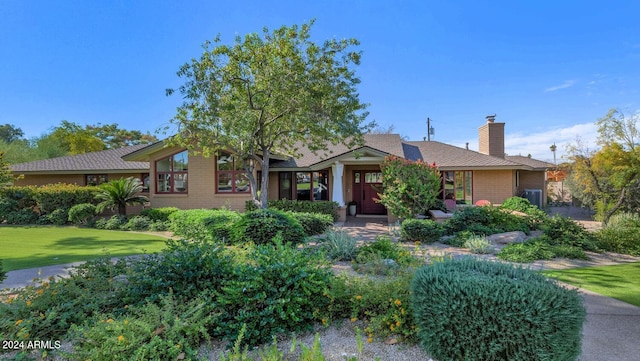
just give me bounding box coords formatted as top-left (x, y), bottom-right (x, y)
top-left (0, 226), bottom-right (168, 271)
top-left (544, 262), bottom-right (640, 307)
top-left (595, 212), bottom-right (640, 256)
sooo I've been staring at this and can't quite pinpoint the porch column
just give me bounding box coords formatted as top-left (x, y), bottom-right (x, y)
top-left (331, 161), bottom-right (345, 206)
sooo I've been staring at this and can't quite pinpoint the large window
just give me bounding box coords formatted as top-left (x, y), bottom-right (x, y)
top-left (290, 171), bottom-right (329, 201)
top-left (216, 153), bottom-right (250, 193)
top-left (442, 171), bottom-right (472, 204)
top-left (156, 150), bottom-right (188, 193)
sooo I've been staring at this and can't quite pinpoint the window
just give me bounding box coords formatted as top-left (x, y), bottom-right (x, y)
top-left (141, 173), bottom-right (150, 192)
top-left (86, 174), bottom-right (108, 186)
top-left (216, 153), bottom-right (250, 193)
top-left (292, 171), bottom-right (329, 201)
top-left (442, 171), bottom-right (472, 204)
top-left (155, 150), bottom-right (188, 193)
top-left (279, 172), bottom-right (292, 199)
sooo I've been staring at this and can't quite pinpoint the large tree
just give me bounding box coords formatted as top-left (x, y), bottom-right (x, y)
top-left (567, 109), bottom-right (640, 223)
top-left (0, 124), bottom-right (24, 143)
top-left (166, 20), bottom-right (371, 208)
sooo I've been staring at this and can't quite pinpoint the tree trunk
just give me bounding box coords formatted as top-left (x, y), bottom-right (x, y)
top-left (260, 148), bottom-right (270, 209)
top-left (603, 187), bottom-right (627, 224)
top-left (119, 204), bottom-right (127, 217)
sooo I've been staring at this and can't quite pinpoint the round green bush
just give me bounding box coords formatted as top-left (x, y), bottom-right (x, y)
top-left (286, 211), bottom-right (333, 236)
top-left (124, 215), bottom-right (151, 231)
top-left (401, 218), bottom-right (444, 243)
top-left (410, 257), bottom-right (585, 361)
top-left (139, 207), bottom-right (180, 222)
top-left (47, 208), bottom-right (69, 225)
top-left (68, 203), bottom-right (97, 225)
top-left (103, 215), bottom-right (128, 230)
top-left (5, 209), bottom-right (38, 225)
top-left (229, 208), bottom-right (305, 245)
top-left (169, 209), bottom-right (240, 242)
top-left (0, 198), bottom-right (19, 222)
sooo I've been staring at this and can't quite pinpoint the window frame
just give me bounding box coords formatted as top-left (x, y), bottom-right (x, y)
top-left (86, 174), bottom-right (108, 186)
top-left (155, 150), bottom-right (189, 194)
top-left (441, 170), bottom-right (473, 204)
top-left (215, 153), bottom-right (251, 194)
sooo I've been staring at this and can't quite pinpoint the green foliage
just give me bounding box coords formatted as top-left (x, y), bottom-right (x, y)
top-left (168, 20), bottom-right (371, 208)
top-left (230, 208), bottom-right (306, 245)
top-left (0, 124), bottom-right (24, 143)
top-left (445, 206), bottom-right (530, 236)
top-left (69, 294), bottom-right (212, 361)
top-left (215, 240), bottom-right (332, 347)
top-left (123, 215), bottom-right (151, 231)
top-left (324, 272), bottom-right (416, 343)
top-left (400, 219), bottom-right (444, 243)
top-left (0, 259), bottom-right (6, 283)
top-left (606, 212), bottom-right (640, 228)
top-left (463, 235), bottom-right (494, 254)
top-left (125, 240), bottom-right (231, 305)
top-left (319, 229), bottom-right (358, 261)
top-left (596, 227), bottom-right (640, 256)
top-left (410, 258), bottom-right (585, 361)
top-left (286, 211), bottom-right (333, 236)
top-left (33, 183), bottom-right (101, 214)
top-left (96, 177), bottom-right (148, 216)
top-left (0, 150), bottom-right (15, 187)
top-left (500, 196), bottom-right (547, 225)
top-left (377, 155), bottom-right (441, 219)
top-left (68, 203), bottom-right (97, 224)
top-left (139, 207), bottom-right (180, 222)
top-left (542, 215), bottom-right (600, 251)
top-left (46, 208), bottom-right (69, 225)
top-left (497, 237), bottom-right (588, 263)
top-left (0, 198), bottom-right (19, 222)
top-left (169, 208), bottom-right (240, 242)
top-left (245, 199), bottom-right (339, 220)
top-left (5, 208), bottom-right (38, 224)
top-left (99, 214), bottom-right (128, 230)
top-left (354, 236), bottom-right (420, 275)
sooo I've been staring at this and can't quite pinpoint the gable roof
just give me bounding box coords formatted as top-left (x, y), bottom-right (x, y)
top-left (10, 145), bottom-right (150, 174)
top-left (404, 141), bottom-right (529, 170)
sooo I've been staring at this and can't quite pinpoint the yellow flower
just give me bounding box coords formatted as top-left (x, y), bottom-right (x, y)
top-left (321, 318), bottom-right (327, 325)
top-left (118, 335), bottom-right (125, 342)
top-left (6, 298), bottom-right (13, 304)
top-left (400, 308), bottom-right (405, 315)
top-left (367, 337), bottom-right (373, 343)
top-left (15, 319), bottom-right (23, 325)
top-left (106, 318), bottom-right (113, 323)
top-left (36, 289), bottom-right (44, 295)
top-left (350, 317), bottom-right (357, 323)
top-left (390, 324), bottom-right (395, 332)
top-left (394, 299), bottom-right (402, 306)
top-left (395, 321), bottom-right (401, 327)
top-left (26, 300), bottom-right (32, 307)
top-left (124, 320), bottom-right (129, 325)
top-left (355, 295), bottom-right (362, 300)
top-left (175, 344), bottom-right (181, 349)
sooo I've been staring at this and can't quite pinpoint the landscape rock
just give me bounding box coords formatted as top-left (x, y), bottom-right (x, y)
top-left (486, 231), bottom-right (526, 245)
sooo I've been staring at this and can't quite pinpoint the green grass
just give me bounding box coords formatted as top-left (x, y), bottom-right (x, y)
top-left (544, 262), bottom-right (640, 307)
top-left (0, 226), bottom-right (169, 271)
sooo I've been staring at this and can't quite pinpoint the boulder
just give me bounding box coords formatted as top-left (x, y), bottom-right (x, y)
top-left (486, 231), bottom-right (526, 245)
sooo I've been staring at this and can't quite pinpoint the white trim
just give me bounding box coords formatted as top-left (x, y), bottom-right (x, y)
top-left (331, 161), bottom-right (345, 206)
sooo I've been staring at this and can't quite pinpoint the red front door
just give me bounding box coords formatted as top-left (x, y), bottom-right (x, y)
top-left (353, 171), bottom-right (386, 215)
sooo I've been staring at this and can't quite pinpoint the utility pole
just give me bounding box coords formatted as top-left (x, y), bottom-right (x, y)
top-left (427, 117), bottom-right (434, 141)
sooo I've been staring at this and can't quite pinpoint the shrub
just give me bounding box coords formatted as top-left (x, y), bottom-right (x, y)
top-left (47, 208), bottom-right (69, 225)
top-left (245, 199), bottom-right (339, 220)
top-left (497, 239), bottom-right (555, 262)
top-left (354, 236), bottom-right (420, 275)
top-left (411, 257), bottom-right (585, 361)
top-left (542, 215), bottom-right (600, 251)
top-left (488, 207), bottom-right (531, 234)
top-left (500, 196), bottom-right (547, 225)
top-left (0, 198), bottom-right (19, 222)
top-left (214, 240), bottom-right (332, 347)
top-left (148, 220), bottom-right (170, 232)
top-left (33, 183), bottom-right (101, 214)
top-left (320, 229), bottom-right (358, 261)
top-left (124, 215), bottom-right (151, 231)
top-left (103, 214), bottom-right (128, 230)
top-left (463, 235), bottom-right (493, 254)
top-left (596, 227), bottom-right (640, 256)
top-left (401, 219), bottom-right (444, 243)
top-left (5, 208), bottom-right (38, 224)
top-left (229, 208), bottom-right (305, 245)
top-left (0, 186), bottom-right (37, 210)
top-left (169, 209), bottom-right (240, 242)
top-left (0, 259), bottom-right (6, 283)
top-left (606, 212), bottom-right (640, 229)
top-left (445, 206), bottom-right (493, 234)
top-left (68, 203), bottom-right (97, 225)
top-left (139, 207), bottom-right (180, 222)
top-left (287, 211), bottom-right (333, 236)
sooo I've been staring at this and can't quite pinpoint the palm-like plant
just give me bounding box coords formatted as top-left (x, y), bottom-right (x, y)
top-left (96, 177), bottom-right (148, 216)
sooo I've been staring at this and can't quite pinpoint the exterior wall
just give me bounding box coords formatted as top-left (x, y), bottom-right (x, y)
top-left (344, 164), bottom-right (382, 206)
top-left (14, 173), bottom-right (144, 187)
top-left (148, 148), bottom-right (251, 211)
top-left (472, 169), bottom-right (514, 205)
top-left (517, 170), bottom-right (548, 207)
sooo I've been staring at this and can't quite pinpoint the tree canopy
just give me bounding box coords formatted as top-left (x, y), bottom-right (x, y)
top-left (0, 151), bottom-right (15, 187)
top-left (0, 124), bottom-right (24, 143)
top-left (166, 20), bottom-right (371, 207)
top-left (567, 109), bottom-right (640, 222)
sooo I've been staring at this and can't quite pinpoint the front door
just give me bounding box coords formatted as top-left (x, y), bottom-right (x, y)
top-left (353, 171), bottom-right (386, 215)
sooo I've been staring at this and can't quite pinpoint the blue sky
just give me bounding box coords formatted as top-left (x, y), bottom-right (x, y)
top-left (2, 1), bottom-right (639, 162)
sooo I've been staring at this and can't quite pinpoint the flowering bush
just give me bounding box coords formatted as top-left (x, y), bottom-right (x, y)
top-left (377, 155), bottom-right (441, 219)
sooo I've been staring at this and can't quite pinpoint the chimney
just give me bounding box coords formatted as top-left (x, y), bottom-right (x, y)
top-left (478, 114), bottom-right (505, 158)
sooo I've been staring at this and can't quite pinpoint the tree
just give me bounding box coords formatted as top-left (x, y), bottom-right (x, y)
top-left (166, 20), bottom-right (371, 208)
top-left (0, 124), bottom-right (24, 143)
top-left (0, 151), bottom-right (15, 187)
top-left (377, 155), bottom-right (441, 219)
top-left (567, 109), bottom-right (640, 223)
top-left (95, 177), bottom-right (149, 216)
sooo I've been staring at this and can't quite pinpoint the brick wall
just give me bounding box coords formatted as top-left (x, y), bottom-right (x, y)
top-left (478, 122), bottom-right (505, 158)
top-left (473, 169), bottom-right (514, 205)
top-left (517, 170), bottom-right (547, 206)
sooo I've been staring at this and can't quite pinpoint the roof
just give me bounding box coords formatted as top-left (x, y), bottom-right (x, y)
top-left (505, 155), bottom-right (555, 170)
top-left (10, 145), bottom-right (150, 174)
top-left (404, 141), bottom-right (528, 170)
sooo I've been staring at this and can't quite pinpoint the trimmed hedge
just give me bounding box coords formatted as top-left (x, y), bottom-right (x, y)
top-left (229, 208), bottom-right (306, 245)
top-left (169, 209), bottom-right (240, 242)
top-left (411, 257), bottom-right (585, 361)
top-left (245, 199), bottom-right (339, 220)
top-left (286, 211), bottom-right (333, 236)
top-left (401, 219), bottom-right (444, 243)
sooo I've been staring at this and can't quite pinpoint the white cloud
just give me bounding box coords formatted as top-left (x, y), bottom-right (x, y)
top-left (544, 80), bottom-right (576, 92)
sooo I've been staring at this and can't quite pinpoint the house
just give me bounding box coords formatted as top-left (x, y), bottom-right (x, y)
top-left (11, 117), bottom-right (555, 219)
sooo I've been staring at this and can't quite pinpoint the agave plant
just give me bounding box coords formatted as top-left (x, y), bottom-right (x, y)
top-left (96, 177), bottom-right (148, 216)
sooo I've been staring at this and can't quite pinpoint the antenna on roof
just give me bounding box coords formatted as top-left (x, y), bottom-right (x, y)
top-left (427, 117), bottom-right (435, 141)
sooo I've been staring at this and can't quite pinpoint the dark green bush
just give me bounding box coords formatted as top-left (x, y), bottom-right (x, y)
top-left (0, 259), bottom-right (6, 283)
top-left (488, 208), bottom-right (530, 234)
top-left (33, 183), bottom-right (101, 214)
top-left (500, 196), bottom-right (547, 226)
top-left (229, 208), bottom-right (305, 245)
top-left (401, 219), bottom-right (444, 243)
top-left (5, 209), bottom-right (38, 224)
top-left (215, 240), bottom-right (332, 347)
top-left (542, 215), bottom-right (600, 251)
top-left (148, 220), bottom-right (170, 232)
top-left (0, 186), bottom-right (37, 210)
top-left (245, 199), bottom-right (339, 220)
top-left (411, 257), bottom-right (585, 361)
top-left (596, 227), bottom-right (640, 256)
top-left (68, 203), bottom-right (97, 224)
top-left (125, 240), bottom-right (232, 305)
top-left (0, 198), bottom-right (19, 222)
top-left (47, 208), bottom-right (69, 225)
top-left (139, 207), bottom-right (180, 222)
top-left (103, 214), bottom-right (128, 230)
top-left (124, 215), bottom-right (151, 231)
top-left (169, 209), bottom-right (240, 242)
top-left (286, 211), bottom-right (333, 236)
top-left (498, 236), bottom-right (589, 263)
top-left (445, 206), bottom-right (531, 236)
top-left (445, 206), bottom-right (492, 234)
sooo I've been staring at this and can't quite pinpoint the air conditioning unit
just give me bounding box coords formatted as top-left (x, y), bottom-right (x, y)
top-left (524, 189), bottom-right (543, 209)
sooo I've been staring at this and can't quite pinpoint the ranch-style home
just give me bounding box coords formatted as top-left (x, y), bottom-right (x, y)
top-left (11, 118), bottom-right (554, 218)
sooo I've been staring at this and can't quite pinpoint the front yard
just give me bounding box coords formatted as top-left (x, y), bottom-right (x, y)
top-left (0, 226), bottom-right (168, 271)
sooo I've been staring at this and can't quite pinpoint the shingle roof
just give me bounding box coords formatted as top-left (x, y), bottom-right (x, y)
top-left (10, 145), bottom-right (150, 173)
top-left (506, 155), bottom-right (555, 170)
top-left (401, 141), bottom-right (528, 169)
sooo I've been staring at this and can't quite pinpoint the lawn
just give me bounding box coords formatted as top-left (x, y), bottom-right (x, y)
top-left (543, 262), bottom-right (640, 307)
top-left (0, 226), bottom-right (169, 271)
